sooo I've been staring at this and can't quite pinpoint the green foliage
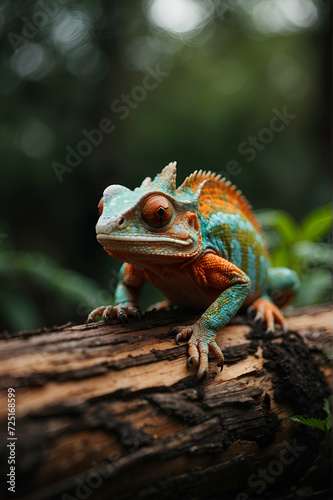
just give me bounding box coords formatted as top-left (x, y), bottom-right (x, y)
top-left (323, 398), bottom-right (331, 417)
top-left (301, 205), bottom-right (332, 242)
top-left (288, 398), bottom-right (331, 434)
top-left (287, 399), bottom-right (332, 497)
top-left (0, 243), bottom-right (112, 331)
top-left (288, 415), bottom-right (331, 434)
top-left (256, 205), bottom-right (332, 306)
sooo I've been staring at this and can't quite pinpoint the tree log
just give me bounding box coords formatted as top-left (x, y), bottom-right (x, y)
top-left (0, 304), bottom-right (332, 500)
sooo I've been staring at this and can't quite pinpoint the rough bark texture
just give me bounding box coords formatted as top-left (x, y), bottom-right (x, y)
top-left (0, 304), bottom-right (332, 500)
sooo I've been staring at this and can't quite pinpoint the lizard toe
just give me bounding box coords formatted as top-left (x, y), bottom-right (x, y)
top-left (118, 311), bottom-right (129, 324)
top-left (175, 333), bottom-right (183, 346)
top-left (250, 297), bottom-right (288, 334)
top-left (88, 303), bottom-right (141, 325)
top-left (87, 306), bottom-right (107, 323)
top-left (209, 340), bottom-right (225, 370)
top-left (170, 325), bottom-right (194, 345)
top-left (197, 367), bottom-right (208, 381)
top-left (103, 312), bottom-right (112, 322)
top-left (134, 310), bottom-right (141, 321)
top-left (103, 305), bottom-right (118, 322)
top-left (263, 310), bottom-right (275, 334)
top-left (185, 322), bottom-right (225, 379)
top-left (254, 312), bottom-right (263, 323)
top-left (187, 356), bottom-right (199, 368)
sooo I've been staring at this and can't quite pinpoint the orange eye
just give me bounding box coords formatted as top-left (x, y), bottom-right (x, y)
top-left (97, 198), bottom-right (103, 216)
top-left (141, 195), bottom-right (173, 228)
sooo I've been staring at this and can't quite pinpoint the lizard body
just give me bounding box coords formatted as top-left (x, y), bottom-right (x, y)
top-left (88, 162), bottom-right (299, 379)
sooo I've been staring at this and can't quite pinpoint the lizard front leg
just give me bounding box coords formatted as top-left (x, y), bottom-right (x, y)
top-left (87, 263), bottom-right (144, 323)
top-left (172, 253), bottom-right (251, 380)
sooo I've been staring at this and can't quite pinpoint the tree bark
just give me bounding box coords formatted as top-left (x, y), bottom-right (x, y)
top-left (0, 304), bottom-right (332, 500)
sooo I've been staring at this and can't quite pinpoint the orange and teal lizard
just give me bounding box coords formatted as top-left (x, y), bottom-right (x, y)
top-left (88, 162), bottom-right (300, 379)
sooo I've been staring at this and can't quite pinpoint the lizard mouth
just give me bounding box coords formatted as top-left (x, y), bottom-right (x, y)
top-left (96, 234), bottom-right (192, 246)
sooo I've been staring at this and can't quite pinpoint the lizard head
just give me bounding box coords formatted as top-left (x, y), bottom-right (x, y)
top-left (96, 162), bottom-right (203, 264)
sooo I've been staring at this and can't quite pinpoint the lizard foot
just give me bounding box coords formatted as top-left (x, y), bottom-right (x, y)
top-left (87, 302), bottom-right (141, 324)
top-left (248, 297), bottom-right (288, 334)
top-left (170, 323), bottom-right (224, 380)
top-left (169, 325), bottom-right (193, 345)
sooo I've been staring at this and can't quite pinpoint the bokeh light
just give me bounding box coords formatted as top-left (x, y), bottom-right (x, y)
top-left (66, 43), bottom-right (109, 81)
top-left (10, 43), bottom-right (54, 80)
top-left (16, 119), bottom-right (55, 159)
top-left (51, 10), bottom-right (91, 51)
top-left (147, 0), bottom-right (213, 36)
top-left (252, 0), bottom-right (318, 35)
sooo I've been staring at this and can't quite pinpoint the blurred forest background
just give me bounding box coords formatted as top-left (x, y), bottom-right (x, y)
top-left (0, 0), bottom-right (331, 332)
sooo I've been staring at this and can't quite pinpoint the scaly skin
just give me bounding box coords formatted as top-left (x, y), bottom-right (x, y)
top-left (87, 162), bottom-right (300, 379)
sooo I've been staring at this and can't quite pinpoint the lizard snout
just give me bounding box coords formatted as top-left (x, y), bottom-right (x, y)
top-left (96, 214), bottom-right (127, 235)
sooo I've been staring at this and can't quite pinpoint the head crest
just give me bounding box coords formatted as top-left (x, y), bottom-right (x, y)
top-left (176, 170), bottom-right (264, 234)
top-left (143, 161), bottom-right (177, 193)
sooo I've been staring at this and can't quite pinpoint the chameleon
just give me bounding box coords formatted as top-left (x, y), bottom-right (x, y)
top-left (88, 162), bottom-right (300, 379)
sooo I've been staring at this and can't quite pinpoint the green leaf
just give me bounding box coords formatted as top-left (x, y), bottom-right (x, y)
top-left (270, 245), bottom-right (291, 268)
top-left (300, 204), bottom-right (332, 242)
top-left (256, 209), bottom-right (299, 245)
top-left (323, 398), bottom-right (331, 417)
top-left (293, 269), bottom-right (332, 307)
top-left (288, 415), bottom-right (327, 432)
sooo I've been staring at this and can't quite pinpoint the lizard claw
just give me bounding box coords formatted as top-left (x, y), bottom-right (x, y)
top-left (87, 302), bottom-right (141, 325)
top-left (103, 312), bottom-right (112, 323)
top-left (172, 322), bottom-right (224, 379)
top-left (170, 325), bottom-right (193, 344)
top-left (87, 306), bottom-right (108, 323)
top-left (187, 356), bottom-right (199, 368)
top-left (254, 313), bottom-right (263, 323)
top-left (134, 310), bottom-right (141, 321)
top-left (175, 333), bottom-right (181, 346)
top-left (248, 297), bottom-right (288, 334)
top-left (197, 367), bottom-right (208, 381)
top-left (118, 311), bottom-right (129, 324)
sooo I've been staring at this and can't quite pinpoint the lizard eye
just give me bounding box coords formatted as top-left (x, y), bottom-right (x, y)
top-left (141, 195), bottom-right (173, 228)
top-left (98, 198), bottom-right (103, 216)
